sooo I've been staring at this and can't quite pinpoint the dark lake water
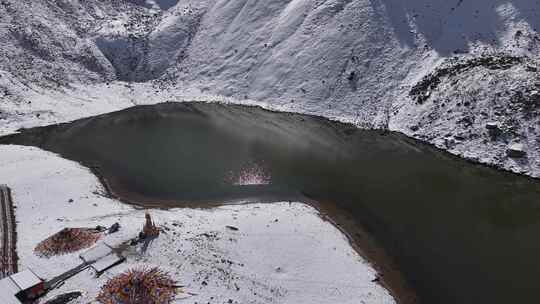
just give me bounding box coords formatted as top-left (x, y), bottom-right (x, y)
top-left (2, 102), bottom-right (540, 304)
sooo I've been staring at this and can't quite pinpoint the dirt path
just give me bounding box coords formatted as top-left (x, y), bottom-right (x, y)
top-left (0, 185), bottom-right (17, 278)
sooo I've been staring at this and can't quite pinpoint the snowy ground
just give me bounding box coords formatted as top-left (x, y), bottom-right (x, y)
top-left (0, 145), bottom-right (395, 304)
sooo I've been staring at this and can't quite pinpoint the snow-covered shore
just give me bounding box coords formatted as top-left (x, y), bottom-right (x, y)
top-left (0, 145), bottom-right (395, 304)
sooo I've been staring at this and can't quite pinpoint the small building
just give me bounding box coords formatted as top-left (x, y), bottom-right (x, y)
top-left (0, 269), bottom-right (45, 303)
top-left (80, 242), bottom-right (125, 276)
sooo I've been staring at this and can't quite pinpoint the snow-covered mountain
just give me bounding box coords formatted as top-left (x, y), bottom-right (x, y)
top-left (1, 0), bottom-right (539, 176)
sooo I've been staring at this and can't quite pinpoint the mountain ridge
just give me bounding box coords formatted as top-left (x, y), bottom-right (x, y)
top-left (0, 0), bottom-right (539, 176)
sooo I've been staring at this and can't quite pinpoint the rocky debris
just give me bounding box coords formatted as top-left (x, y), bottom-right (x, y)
top-left (506, 143), bottom-right (527, 158)
top-left (226, 225), bottom-right (239, 231)
top-left (486, 122), bottom-right (502, 138)
top-left (400, 51), bottom-right (540, 177)
top-left (96, 225), bottom-right (107, 232)
top-left (510, 87), bottom-right (540, 117)
top-left (444, 137), bottom-right (457, 148)
top-left (410, 55), bottom-right (524, 104)
top-left (108, 222), bottom-right (120, 234)
top-left (486, 122), bottom-right (500, 130)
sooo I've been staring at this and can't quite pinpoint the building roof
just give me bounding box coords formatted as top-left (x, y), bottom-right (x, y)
top-left (0, 277), bottom-right (22, 304)
top-left (80, 242), bottom-right (125, 274)
top-left (80, 242), bottom-right (113, 263)
top-left (10, 269), bottom-right (42, 290)
top-left (0, 269), bottom-right (43, 304)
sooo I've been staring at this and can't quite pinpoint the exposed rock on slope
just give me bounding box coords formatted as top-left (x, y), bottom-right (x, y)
top-left (392, 54), bottom-right (540, 175)
top-left (1, 0), bottom-right (540, 176)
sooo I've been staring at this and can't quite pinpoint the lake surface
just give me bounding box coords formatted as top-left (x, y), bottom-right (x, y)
top-left (2, 102), bottom-right (540, 304)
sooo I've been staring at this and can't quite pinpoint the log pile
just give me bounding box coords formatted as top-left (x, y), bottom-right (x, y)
top-left (96, 267), bottom-right (178, 304)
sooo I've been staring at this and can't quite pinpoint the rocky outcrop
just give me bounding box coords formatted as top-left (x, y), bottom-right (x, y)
top-left (392, 54), bottom-right (540, 176)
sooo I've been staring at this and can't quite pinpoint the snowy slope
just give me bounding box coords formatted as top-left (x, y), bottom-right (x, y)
top-left (0, 0), bottom-right (539, 176)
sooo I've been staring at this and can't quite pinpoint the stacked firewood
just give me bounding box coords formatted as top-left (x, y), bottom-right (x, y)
top-left (34, 228), bottom-right (102, 258)
top-left (96, 267), bottom-right (178, 304)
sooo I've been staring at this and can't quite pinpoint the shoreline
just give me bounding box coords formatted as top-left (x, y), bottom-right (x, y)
top-left (1, 100), bottom-right (539, 181)
top-left (0, 145), bottom-right (398, 304)
top-left (310, 200), bottom-right (417, 304)
top-left (89, 165), bottom-right (417, 304)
